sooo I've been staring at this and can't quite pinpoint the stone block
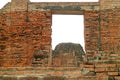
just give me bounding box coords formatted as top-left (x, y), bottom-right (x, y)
top-left (114, 76), bottom-right (120, 80)
top-left (95, 68), bottom-right (106, 72)
top-left (107, 72), bottom-right (118, 76)
top-left (19, 76), bottom-right (38, 80)
top-left (95, 64), bottom-right (116, 68)
top-left (1, 76), bottom-right (17, 80)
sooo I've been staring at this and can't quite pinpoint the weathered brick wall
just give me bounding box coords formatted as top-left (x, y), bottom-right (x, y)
top-left (0, 12), bottom-right (2, 67)
top-left (28, 10), bottom-right (52, 67)
top-left (0, 0), bottom-right (100, 67)
top-left (53, 53), bottom-right (77, 67)
top-left (0, 10), bottom-right (52, 67)
top-left (100, 0), bottom-right (120, 56)
top-left (100, 9), bottom-right (120, 54)
top-left (84, 10), bottom-right (100, 60)
top-left (0, 12), bottom-right (11, 67)
top-left (1, 0), bottom-right (120, 79)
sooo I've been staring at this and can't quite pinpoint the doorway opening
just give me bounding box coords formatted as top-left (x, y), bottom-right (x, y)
top-left (51, 15), bottom-right (85, 67)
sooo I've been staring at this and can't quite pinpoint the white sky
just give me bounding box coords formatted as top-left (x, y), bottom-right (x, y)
top-left (52, 15), bottom-right (84, 49)
top-left (0, 0), bottom-right (98, 50)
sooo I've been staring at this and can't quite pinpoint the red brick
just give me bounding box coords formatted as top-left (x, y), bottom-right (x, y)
top-left (108, 72), bottom-right (118, 76)
top-left (95, 68), bottom-right (106, 72)
top-left (95, 64), bottom-right (116, 68)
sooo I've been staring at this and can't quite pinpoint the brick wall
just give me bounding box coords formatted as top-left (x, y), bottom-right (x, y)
top-left (1, 0), bottom-right (120, 79)
top-left (0, 10), bottom-right (52, 67)
top-left (0, 0), bottom-right (100, 67)
top-left (100, 9), bottom-right (120, 54)
top-left (84, 10), bottom-right (100, 61)
top-left (28, 10), bottom-right (52, 67)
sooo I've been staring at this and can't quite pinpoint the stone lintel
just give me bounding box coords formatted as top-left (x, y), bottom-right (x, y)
top-left (0, 2), bottom-right (99, 14)
top-left (28, 2), bottom-right (99, 14)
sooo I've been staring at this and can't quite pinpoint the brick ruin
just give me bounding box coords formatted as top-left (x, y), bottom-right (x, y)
top-left (0, 0), bottom-right (120, 79)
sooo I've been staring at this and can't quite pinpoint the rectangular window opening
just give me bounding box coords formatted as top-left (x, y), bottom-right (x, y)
top-left (51, 15), bottom-right (85, 67)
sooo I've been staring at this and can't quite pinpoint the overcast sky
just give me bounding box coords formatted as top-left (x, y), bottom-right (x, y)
top-left (0, 0), bottom-right (98, 50)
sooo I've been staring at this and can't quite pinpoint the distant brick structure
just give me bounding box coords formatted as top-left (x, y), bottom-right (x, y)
top-left (0, 0), bottom-right (120, 79)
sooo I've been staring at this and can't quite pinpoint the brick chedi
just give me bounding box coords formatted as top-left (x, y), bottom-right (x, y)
top-left (0, 0), bottom-right (120, 80)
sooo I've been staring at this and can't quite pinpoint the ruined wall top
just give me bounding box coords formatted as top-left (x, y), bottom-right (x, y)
top-left (11, 0), bottom-right (29, 11)
top-left (0, 0), bottom-right (99, 14)
top-left (1, 0), bottom-right (120, 13)
top-left (100, 0), bottom-right (120, 9)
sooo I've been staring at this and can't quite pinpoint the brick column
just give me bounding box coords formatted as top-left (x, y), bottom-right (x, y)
top-left (84, 10), bottom-right (100, 61)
